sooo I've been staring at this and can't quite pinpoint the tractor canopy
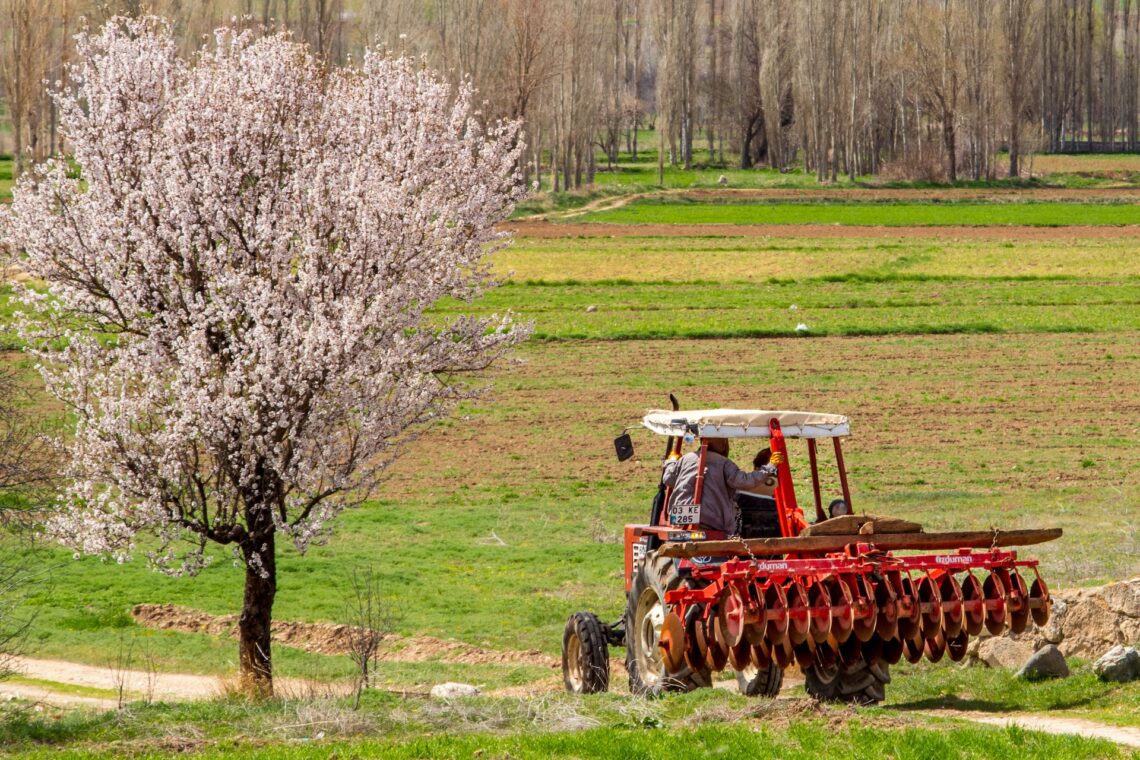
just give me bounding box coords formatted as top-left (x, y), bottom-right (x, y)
top-left (642, 409), bottom-right (849, 440)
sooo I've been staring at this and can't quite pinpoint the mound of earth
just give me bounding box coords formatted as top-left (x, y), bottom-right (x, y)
top-left (132, 603), bottom-right (557, 668)
top-left (967, 577), bottom-right (1140, 667)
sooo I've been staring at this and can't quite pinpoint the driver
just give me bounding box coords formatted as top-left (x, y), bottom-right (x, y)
top-left (662, 437), bottom-right (783, 534)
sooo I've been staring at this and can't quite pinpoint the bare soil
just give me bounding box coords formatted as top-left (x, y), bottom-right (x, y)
top-left (132, 603), bottom-right (558, 668)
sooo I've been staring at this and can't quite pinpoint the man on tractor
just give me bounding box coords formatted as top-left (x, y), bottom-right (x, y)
top-left (662, 437), bottom-right (784, 535)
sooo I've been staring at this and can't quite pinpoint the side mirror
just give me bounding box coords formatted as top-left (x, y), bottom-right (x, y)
top-left (614, 433), bottom-right (634, 462)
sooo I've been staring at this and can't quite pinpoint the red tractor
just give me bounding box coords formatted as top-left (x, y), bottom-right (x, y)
top-left (562, 406), bottom-right (1059, 703)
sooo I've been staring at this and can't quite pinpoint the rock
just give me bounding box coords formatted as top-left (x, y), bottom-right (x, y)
top-left (717, 174), bottom-right (729, 186)
top-left (1093, 645), bottom-right (1140, 683)
top-left (1039, 597), bottom-right (1067, 645)
top-left (978, 636), bottom-right (1035, 669)
top-left (585, 305), bottom-right (598, 313)
top-left (430, 682), bottom-right (481, 699)
top-left (1016, 644), bottom-right (1070, 680)
top-left (1057, 597), bottom-right (1125, 658)
top-left (1101, 578), bottom-right (1140, 619)
top-left (795, 323), bottom-right (809, 334)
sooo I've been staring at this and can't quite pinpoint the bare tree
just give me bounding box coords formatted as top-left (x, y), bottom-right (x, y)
top-left (343, 565), bottom-right (398, 709)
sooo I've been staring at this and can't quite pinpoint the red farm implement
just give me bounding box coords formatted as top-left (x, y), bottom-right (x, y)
top-left (561, 405), bottom-right (1060, 703)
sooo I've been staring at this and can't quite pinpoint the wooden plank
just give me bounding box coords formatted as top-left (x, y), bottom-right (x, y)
top-left (657, 528), bottom-right (1063, 558)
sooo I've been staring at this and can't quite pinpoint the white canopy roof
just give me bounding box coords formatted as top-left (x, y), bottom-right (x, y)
top-left (642, 409), bottom-right (849, 439)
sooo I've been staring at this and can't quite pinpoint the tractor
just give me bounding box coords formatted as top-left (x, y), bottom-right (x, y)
top-left (561, 404), bottom-right (1060, 703)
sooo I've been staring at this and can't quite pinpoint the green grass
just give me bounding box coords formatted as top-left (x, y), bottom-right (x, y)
top-left (1, 689), bottom-right (1134, 759)
top-left (581, 199), bottom-right (1140, 226)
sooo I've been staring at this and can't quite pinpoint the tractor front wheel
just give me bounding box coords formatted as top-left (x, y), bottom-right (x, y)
top-left (562, 612), bottom-right (610, 694)
top-left (625, 551), bottom-right (711, 695)
top-left (734, 661), bottom-right (783, 697)
top-left (804, 658), bottom-right (890, 705)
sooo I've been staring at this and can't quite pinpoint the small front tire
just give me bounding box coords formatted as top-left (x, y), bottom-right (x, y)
top-left (562, 612), bottom-right (610, 694)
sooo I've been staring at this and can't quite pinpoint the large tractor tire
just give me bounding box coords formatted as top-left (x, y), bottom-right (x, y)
top-left (804, 658), bottom-right (890, 705)
top-left (625, 551), bottom-right (712, 695)
top-left (734, 661), bottom-right (784, 697)
top-left (562, 612), bottom-right (610, 694)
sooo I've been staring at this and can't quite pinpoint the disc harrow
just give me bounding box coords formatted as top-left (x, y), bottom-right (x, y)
top-left (658, 548), bottom-right (1050, 676)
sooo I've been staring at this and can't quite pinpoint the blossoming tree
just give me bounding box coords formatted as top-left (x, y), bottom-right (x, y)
top-left (0, 18), bottom-right (527, 696)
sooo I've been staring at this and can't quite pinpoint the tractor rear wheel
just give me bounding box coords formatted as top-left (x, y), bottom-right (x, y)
top-left (804, 658), bottom-right (890, 705)
top-left (625, 551), bottom-right (712, 695)
top-left (562, 612), bottom-right (610, 694)
top-left (734, 661), bottom-right (783, 697)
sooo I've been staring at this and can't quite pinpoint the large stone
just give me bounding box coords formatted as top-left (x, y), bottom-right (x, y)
top-left (978, 636), bottom-right (1035, 669)
top-left (1101, 579), bottom-right (1140, 619)
top-left (1016, 644), bottom-right (1070, 680)
top-left (1093, 645), bottom-right (1140, 683)
top-left (1056, 598), bottom-right (1125, 658)
top-left (430, 682), bottom-right (481, 699)
top-left (1039, 597), bottom-right (1067, 645)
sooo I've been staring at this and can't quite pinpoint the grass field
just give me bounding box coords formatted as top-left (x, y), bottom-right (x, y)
top-left (581, 199), bottom-right (1140, 226)
top-left (3, 152), bottom-right (1140, 757)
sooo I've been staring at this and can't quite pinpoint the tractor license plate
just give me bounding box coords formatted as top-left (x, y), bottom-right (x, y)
top-left (668, 503), bottom-right (700, 526)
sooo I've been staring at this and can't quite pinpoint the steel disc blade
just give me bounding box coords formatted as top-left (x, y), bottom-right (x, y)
top-left (848, 575), bottom-right (878, 643)
top-left (960, 573), bottom-right (986, 637)
top-left (946, 630), bottom-right (969, 662)
top-left (685, 613), bottom-right (707, 673)
top-left (793, 638), bottom-right (818, 669)
top-left (773, 638), bottom-right (795, 669)
top-left (728, 639), bottom-right (752, 671)
top-left (659, 612), bottom-right (687, 674)
top-left (824, 577), bottom-right (855, 644)
top-left (925, 631), bottom-right (946, 664)
top-left (917, 573), bottom-right (943, 640)
top-left (763, 583), bottom-right (789, 645)
top-left (881, 634), bottom-right (904, 665)
top-left (750, 639), bottom-right (772, 669)
top-left (838, 630), bottom-right (864, 665)
top-left (902, 631), bottom-right (924, 664)
top-left (873, 575), bottom-right (899, 641)
top-left (1029, 576), bottom-right (1051, 628)
top-left (787, 581), bottom-right (812, 645)
top-left (939, 573), bottom-right (965, 640)
top-left (706, 615), bottom-right (729, 671)
top-left (718, 585), bottom-right (747, 648)
top-left (982, 571), bottom-right (1008, 635)
top-left (896, 574), bottom-right (920, 642)
top-left (1008, 571), bottom-right (1030, 634)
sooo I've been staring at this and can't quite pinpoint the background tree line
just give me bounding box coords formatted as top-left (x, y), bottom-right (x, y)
top-left (4, 0), bottom-right (1140, 186)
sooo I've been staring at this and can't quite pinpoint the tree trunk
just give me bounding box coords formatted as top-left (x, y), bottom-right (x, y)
top-left (238, 529), bottom-right (277, 698)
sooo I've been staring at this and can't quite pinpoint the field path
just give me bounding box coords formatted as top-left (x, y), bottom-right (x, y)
top-left (505, 220), bottom-right (1140, 239)
top-left (924, 710), bottom-right (1140, 748)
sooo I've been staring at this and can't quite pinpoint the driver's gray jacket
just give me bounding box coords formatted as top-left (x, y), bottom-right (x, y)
top-left (662, 451), bottom-right (777, 533)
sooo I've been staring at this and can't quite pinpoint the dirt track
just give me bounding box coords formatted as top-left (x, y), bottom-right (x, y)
top-left (506, 220), bottom-right (1140, 240)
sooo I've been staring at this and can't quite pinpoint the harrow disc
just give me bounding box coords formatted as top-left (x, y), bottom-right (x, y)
top-left (946, 629), bottom-right (969, 662)
top-left (874, 574), bottom-right (900, 641)
top-left (982, 571), bottom-right (1008, 635)
top-left (847, 575), bottom-right (878, 643)
top-left (659, 612), bottom-right (687, 674)
top-left (896, 574), bottom-right (921, 643)
top-left (924, 630), bottom-right (947, 663)
top-left (685, 612), bottom-right (707, 673)
top-left (960, 573), bottom-right (986, 637)
top-left (1029, 576), bottom-right (1051, 628)
top-left (728, 639), bottom-right (753, 671)
top-left (718, 585), bottom-right (748, 648)
top-left (916, 573), bottom-right (943, 639)
top-left (772, 638), bottom-right (795, 669)
top-left (938, 572), bottom-right (965, 640)
top-left (786, 581), bottom-right (812, 645)
top-left (763, 583), bottom-right (790, 645)
top-left (859, 633), bottom-right (885, 667)
top-left (824, 577), bottom-right (856, 644)
top-left (750, 639), bottom-right (772, 669)
top-left (705, 615), bottom-right (729, 671)
top-left (902, 630), bottom-right (925, 664)
top-left (880, 633), bottom-right (904, 665)
top-left (1008, 570), bottom-right (1031, 635)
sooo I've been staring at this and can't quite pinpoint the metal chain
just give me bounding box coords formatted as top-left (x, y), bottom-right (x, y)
top-left (731, 505), bottom-right (760, 565)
